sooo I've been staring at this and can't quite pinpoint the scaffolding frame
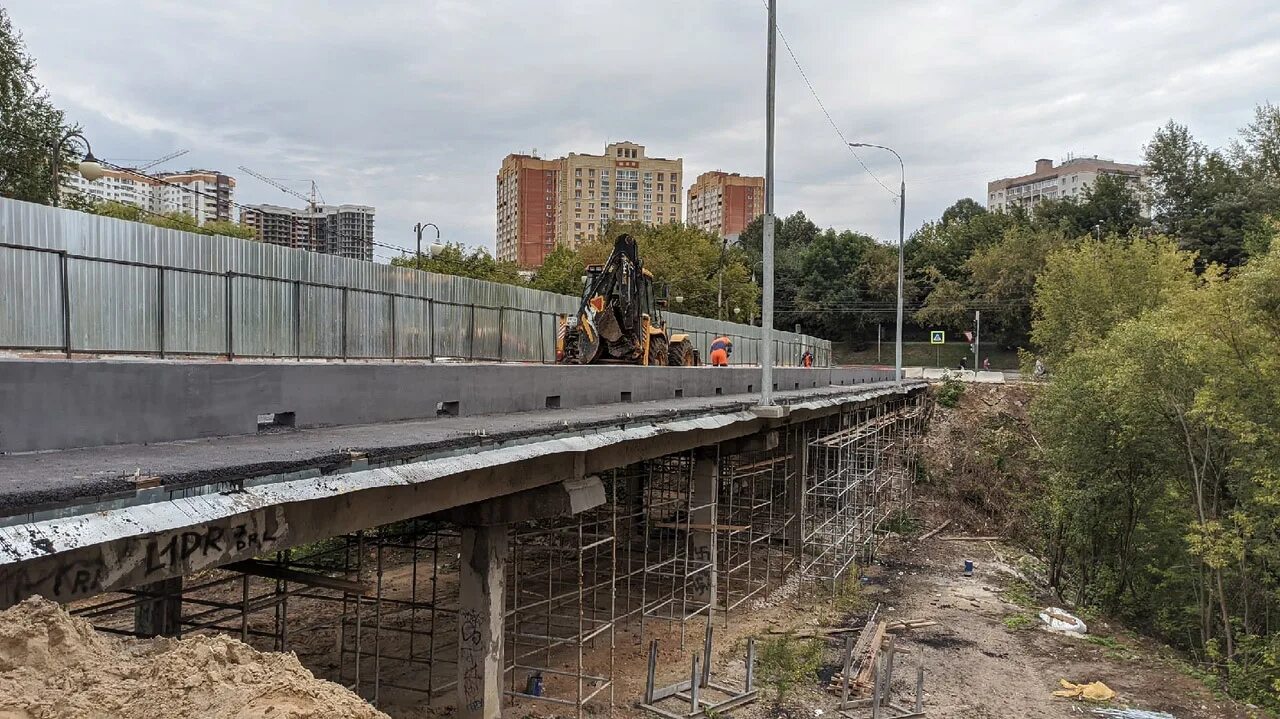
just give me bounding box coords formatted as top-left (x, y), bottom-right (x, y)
top-left (65, 390), bottom-right (933, 716)
top-left (504, 476), bottom-right (618, 718)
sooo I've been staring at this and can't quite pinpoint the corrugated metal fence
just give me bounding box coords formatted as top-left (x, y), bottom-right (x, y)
top-left (0, 198), bottom-right (831, 366)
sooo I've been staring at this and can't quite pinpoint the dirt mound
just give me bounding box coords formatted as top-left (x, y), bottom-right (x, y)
top-left (0, 596), bottom-right (388, 719)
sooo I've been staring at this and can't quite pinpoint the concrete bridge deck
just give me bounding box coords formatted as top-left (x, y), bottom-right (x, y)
top-left (0, 357), bottom-right (927, 718)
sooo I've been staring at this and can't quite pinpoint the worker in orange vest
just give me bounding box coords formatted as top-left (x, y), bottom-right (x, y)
top-left (802, 350), bottom-right (814, 368)
top-left (709, 336), bottom-right (732, 366)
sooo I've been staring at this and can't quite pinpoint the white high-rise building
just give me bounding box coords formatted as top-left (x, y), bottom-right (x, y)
top-left (63, 169), bottom-right (236, 225)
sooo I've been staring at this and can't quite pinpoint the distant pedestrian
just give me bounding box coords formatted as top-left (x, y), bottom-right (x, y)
top-left (982, 356), bottom-right (991, 371)
top-left (1034, 358), bottom-right (1047, 379)
top-left (958, 357), bottom-right (967, 371)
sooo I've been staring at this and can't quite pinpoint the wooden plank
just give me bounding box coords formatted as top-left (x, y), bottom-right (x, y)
top-left (653, 522), bottom-right (750, 532)
top-left (919, 519), bottom-right (952, 541)
top-left (224, 559), bottom-right (368, 594)
top-left (938, 535), bottom-right (1002, 541)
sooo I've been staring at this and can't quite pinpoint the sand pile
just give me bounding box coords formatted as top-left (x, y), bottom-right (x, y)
top-left (0, 596), bottom-right (389, 719)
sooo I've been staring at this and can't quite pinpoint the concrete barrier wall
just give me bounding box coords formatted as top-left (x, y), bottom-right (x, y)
top-left (0, 360), bottom-right (893, 452)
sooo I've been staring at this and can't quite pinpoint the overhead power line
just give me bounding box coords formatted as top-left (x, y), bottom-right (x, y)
top-left (763, 1), bottom-right (898, 199)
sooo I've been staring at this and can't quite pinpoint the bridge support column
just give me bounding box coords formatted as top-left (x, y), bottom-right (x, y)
top-left (443, 476), bottom-right (606, 719)
top-left (691, 449), bottom-right (718, 609)
top-left (133, 576), bottom-right (183, 638)
top-left (458, 523), bottom-right (507, 719)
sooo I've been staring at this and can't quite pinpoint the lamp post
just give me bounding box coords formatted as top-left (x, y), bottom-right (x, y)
top-left (413, 222), bottom-right (442, 262)
top-left (848, 142), bottom-right (905, 386)
top-left (759, 0), bottom-right (777, 406)
top-left (51, 130), bottom-right (104, 207)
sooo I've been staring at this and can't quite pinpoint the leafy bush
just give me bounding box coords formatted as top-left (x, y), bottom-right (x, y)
top-left (935, 374), bottom-right (966, 408)
top-left (756, 633), bottom-right (824, 705)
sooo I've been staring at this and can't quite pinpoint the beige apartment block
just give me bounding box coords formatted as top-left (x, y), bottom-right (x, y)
top-left (987, 156), bottom-right (1145, 213)
top-left (687, 171), bottom-right (764, 238)
top-left (495, 142), bottom-right (682, 268)
top-left (558, 142), bottom-right (682, 250)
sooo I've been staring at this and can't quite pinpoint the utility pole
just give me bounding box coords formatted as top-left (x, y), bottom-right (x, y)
top-left (759, 0), bottom-right (777, 406)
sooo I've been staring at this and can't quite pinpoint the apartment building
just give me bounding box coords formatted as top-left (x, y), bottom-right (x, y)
top-left (987, 156), bottom-right (1144, 213)
top-left (240, 203), bottom-right (376, 261)
top-left (63, 169), bottom-right (236, 224)
top-left (495, 141), bottom-right (682, 268)
top-left (686, 171), bottom-right (765, 238)
top-left (496, 154), bottom-right (560, 268)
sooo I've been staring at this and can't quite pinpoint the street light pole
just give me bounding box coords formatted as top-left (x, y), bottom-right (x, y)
top-left (413, 222), bottom-right (440, 262)
top-left (50, 129), bottom-right (104, 207)
top-left (760, 0), bottom-right (777, 406)
top-left (848, 142), bottom-right (905, 386)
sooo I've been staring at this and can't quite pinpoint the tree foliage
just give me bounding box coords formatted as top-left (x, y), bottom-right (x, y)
top-left (391, 242), bottom-right (524, 285)
top-left (1030, 236), bottom-right (1197, 364)
top-left (1032, 224), bottom-right (1280, 708)
top-left (0, 8), bottom-right (74, 205)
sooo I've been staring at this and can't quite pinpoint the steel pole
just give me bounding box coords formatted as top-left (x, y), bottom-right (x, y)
top-left (760, 0), bottom-right (777, 406)
top-left (896, 175), bottom-right (905, 386)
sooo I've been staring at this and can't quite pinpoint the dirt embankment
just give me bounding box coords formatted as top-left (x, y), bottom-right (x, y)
top-left (0, 597), bottom-right (387, 719)
top-left (919, 382), bottom-right (1042, 536)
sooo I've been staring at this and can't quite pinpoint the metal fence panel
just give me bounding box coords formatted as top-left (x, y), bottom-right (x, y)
top-left (0, 197), bottom-right (834, 365)
top-left (346, 290), bottom-right (392, 358)
top-left (499, 307), bottom-right (544, 363)
top-left (0, 245), bottom-right (61, 349)
top-left (472, 306), bottom-right (501, 360)
top-left (164, 270), bottom-right (226, 354)
top-left (68, 257), bottom-right (158, 352)
top-left (393, 296), bottom-right (431, 359)
top-left (232, 276), bottom-right (295, 357)
top-left (299, 284), bottom-right (343, 358)
top-left (432, 302), bottom-right (470, 359)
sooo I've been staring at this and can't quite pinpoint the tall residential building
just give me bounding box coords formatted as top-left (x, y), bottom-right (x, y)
top-left (495, 141), bottom-right (683, 268)
top-left (987, 156), bottom-right (1144, 213)
top-left (240, 203), bottom-right (376, 261)
top-left (496, 154), bottom-right (560, 269)
top-left (686, 171), bottom-right (765, 238)
top-left (63, 169), bottom-right (236, 224)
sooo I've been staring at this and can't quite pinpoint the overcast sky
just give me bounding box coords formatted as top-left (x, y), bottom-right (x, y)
top-left (8, 1), bottom-right (1279, 259)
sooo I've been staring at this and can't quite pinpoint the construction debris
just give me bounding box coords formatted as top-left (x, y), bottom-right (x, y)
top-left (1053, 679), bottom-right (1116, 702)
top-left (1040, 607), bottom-right (1088, 635)
top-left (1091, 710), bottom-right (1177, 719)
top-left (918, 519), bottom-right (952, 541)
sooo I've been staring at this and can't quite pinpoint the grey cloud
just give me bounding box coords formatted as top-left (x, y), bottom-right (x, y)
top-left (7, 0), bottom-right (1280, 257)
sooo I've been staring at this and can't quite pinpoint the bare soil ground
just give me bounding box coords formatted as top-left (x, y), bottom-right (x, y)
top-left (641, 534), bottom-right (1262, 719)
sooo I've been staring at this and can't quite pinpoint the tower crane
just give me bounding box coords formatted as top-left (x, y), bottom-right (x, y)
top-left (137, 149), bottom-right (189, 172)
top-left (237, 166), bottom-right (324, 250)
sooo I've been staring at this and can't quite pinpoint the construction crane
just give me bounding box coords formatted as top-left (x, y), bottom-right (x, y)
top-left (101, 149), bottom-right (189, 172)
top-left (137, 149), bottom-right (189, 172)
top-left (237, 166), bottom-right (321, 210)
top-left (238, 166), bottom-right (323, 250)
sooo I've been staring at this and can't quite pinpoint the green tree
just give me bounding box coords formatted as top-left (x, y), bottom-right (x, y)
top-left (529, 244), bottom-right (586, 296)
top-left (1144, 120), bottom-right (1252, 267)
top-left (0, 8), bottom-right (74, 204)
top-left (1030, 236), bottom-right (1196, 363)
top-left (596, 220), bottom-right (759, 321)
top-left (391, 243), bottom-right (526, 286)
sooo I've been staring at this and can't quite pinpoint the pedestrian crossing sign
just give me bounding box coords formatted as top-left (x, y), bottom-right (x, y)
top-left (930, 330), bottom-right (945, 344)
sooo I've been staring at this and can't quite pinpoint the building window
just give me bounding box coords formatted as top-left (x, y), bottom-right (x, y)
top-left (588, 180), bottom-right (594, 188)
top-left (658, 173), bottom-right (664, 181)
top-left (575, 168), bottom-right (582, 177)
top-left (575, 179), bottom-right (582, 187)
top-left (616, 148), bottom-right (623, 157)
top-left (575, 222), bottom-right (581, 229)
top-left (658, 183), bottom-right (664, 191)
